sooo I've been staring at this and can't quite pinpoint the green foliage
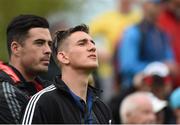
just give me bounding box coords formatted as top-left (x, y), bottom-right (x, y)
top-left (0, 0), bottom-right (71, 61)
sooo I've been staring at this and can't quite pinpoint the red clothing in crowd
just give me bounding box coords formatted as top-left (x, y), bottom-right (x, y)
top-left (158, 9), bottom-right (180, 87)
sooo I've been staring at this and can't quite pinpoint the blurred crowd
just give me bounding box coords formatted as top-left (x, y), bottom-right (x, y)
top-left (86, 0), bottom-right (180, 124)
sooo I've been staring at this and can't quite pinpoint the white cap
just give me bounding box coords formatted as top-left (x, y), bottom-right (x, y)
top-left (143, 62), bottom-right (170, 77)
top-left (148, 93), bottom-right (167, 113)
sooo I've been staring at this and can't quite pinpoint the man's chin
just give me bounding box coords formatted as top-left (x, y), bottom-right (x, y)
top-left (37, 66), bottom-right (48, 73)
top-left (86, 65), bottom-right (98, 70)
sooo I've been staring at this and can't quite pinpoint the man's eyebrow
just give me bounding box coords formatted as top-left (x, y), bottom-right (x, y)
top-left (77, 38), bottom-right (95, 44)
top-left (77, 38), bottom-right (87, 42)
top-left (34, 39), bottom-right (52, 43)
top-left (34, 39), bottom-right (46, 42)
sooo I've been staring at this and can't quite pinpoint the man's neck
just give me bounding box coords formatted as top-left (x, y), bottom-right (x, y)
top-left (61, 69), bottom-right (91, 102)
top-left (9, 61), bottom-right (36, 82)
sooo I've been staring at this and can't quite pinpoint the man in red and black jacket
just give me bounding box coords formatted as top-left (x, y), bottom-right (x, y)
top-left (0, 14), bottom-right (52, 124)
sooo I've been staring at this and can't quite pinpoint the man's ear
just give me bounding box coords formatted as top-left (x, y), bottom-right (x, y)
top-left (57, 51), bottom-right (70, 65)
top-left (11, 41), bottom-right (22, 56)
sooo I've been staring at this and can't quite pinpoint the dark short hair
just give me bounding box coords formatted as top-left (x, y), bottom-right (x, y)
top-left (52, 24), bottom-right (89, 56)
top-left (7, 14), bottom-right (49, 56)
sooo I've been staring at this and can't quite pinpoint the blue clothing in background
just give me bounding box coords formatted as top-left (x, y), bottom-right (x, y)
top-left (118, 20), bottom-right (174, 89)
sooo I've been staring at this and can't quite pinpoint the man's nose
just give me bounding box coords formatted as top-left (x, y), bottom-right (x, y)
top-left (88, 42), bottom-right (96, 52)
top-left (44, 43), bottom-right (52, 54)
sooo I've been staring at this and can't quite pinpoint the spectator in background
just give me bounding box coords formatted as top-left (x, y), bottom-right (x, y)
top-left (133, 62), bottom-right (175, 124)
top-left (118, 0), bottom-right (177, 90)
top-left (89, 0), bottom-right (142, 102)
top-left (120, 92), bottom-right (156, 124)
top-left (134, 62), bottom-right (173, 100)
top-left (0, 15), bottom-right (52, 123)
top-left (170, 87), bottom-right (180, 124)
top-left (158, 0), bottom-right (180, 88)
top-left (109, 62), bottom-right (172, 123)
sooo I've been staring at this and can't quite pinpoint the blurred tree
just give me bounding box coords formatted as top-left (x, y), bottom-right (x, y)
top-left (0, 0), bottom-right (73, 61)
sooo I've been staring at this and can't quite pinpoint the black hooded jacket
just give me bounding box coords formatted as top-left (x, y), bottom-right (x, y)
top-left (22, 77), bottom-right (113, 124)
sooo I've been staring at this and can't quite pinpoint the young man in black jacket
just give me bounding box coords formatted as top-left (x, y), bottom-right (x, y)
top-left (0, 15), bottom-right (52, 124)
top-left (22, 24), bottom-right (113, 124)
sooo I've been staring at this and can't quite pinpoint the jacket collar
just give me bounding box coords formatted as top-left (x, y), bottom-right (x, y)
top-left (53, 75), bottom-right (102, 99)
top-left (9, 64), bottom-right (44, 85)
top-left (9, 65), bottom-right (27, 83)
